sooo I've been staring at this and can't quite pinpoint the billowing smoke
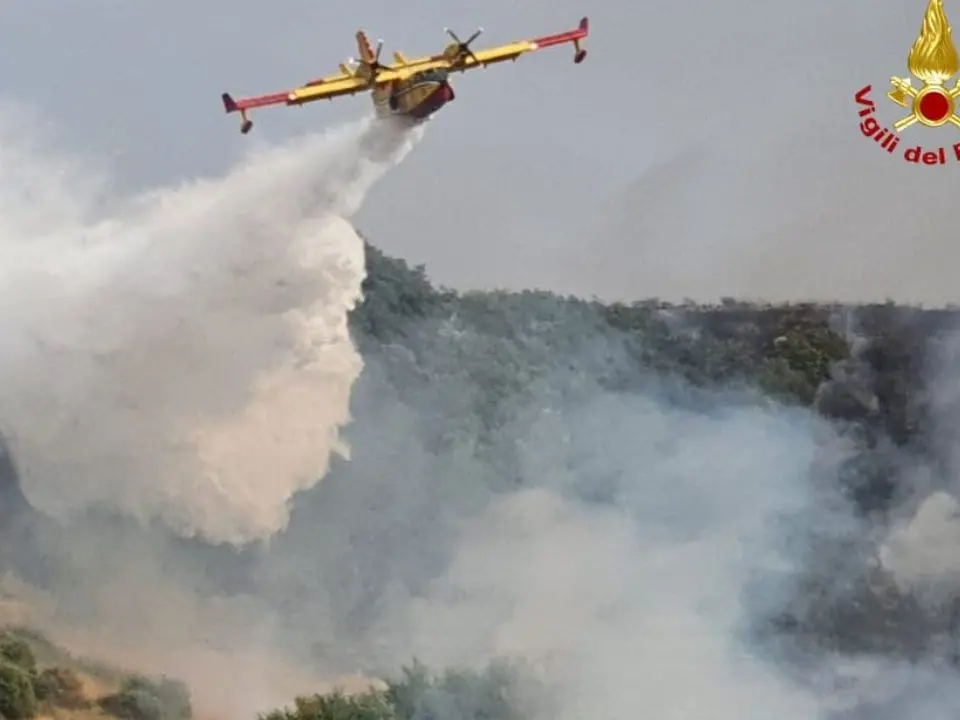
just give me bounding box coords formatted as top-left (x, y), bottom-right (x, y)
top-left (0, 105), bottom-right (423, 544)
top-left (358, 388), bottom-right (835, 719)
top-left (879, 327), bottom-right (960, 604)
top-left (242, 301), bottom-right (960, 718)
top-left (4, 93), bottom-right (960, 720)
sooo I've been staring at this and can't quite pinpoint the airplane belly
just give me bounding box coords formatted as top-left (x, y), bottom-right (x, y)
top-left (395, 81), bottom-right (440, 111)
top-left (392, 81), bottom-right (453, 118)
top-left (369, 78), bottom-right (452, 121)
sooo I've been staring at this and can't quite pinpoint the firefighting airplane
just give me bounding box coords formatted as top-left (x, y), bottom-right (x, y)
top-left (221, 17), bottom-right (589, 134)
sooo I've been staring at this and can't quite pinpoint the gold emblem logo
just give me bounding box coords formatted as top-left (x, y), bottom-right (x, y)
top-left (888, 0), bottom-right (960, 130)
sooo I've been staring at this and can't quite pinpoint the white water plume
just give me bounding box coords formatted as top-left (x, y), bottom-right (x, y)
top-left (0, 109), bottom-right (423, 544)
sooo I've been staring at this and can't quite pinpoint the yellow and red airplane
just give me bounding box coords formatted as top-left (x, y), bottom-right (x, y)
top-left (221, 17), bottom-right (589, 134)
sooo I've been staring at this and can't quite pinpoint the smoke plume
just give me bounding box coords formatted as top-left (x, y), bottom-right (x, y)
top-left (0, 105), bottom-right (422, 544)
top-left (5, 91), bottom-right (960, 720)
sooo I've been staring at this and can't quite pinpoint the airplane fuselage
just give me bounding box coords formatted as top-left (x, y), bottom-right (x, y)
top-left (371, 68), bottom-right (455, 120)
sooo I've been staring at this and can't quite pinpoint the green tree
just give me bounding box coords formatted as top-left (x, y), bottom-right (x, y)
top-left (0, 660), bottom-right (36, 720)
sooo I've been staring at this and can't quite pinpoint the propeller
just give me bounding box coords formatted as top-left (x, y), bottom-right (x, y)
top-left (349, 37), bottom-right (392, 81)
top-left (371, 38), bottom-right (386, 69)
top-left (444, 26), bottom-right (483, 64)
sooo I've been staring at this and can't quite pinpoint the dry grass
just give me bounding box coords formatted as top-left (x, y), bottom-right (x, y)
top-left (35, 708), bottom-right (113, 720)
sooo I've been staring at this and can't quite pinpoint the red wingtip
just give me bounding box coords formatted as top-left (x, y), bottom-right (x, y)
top-left (222, 92), bottom-right (238, 113)
top-left (579, 16), bottom-right (589, 34)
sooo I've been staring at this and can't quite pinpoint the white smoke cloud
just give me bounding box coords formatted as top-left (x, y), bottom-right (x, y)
top-left (0, 107), bottom-right (423, 544)
top-left (878, 329), bottom-right (960, 603)
top-left (332, 376), bottom-right (836, 718)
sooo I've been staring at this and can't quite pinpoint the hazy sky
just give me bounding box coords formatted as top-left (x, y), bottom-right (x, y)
top-left (1, 0), bottom-right (959, 303)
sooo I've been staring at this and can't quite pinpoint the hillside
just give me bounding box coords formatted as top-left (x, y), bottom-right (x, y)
top-left (3, 241), bottom-right (960, 717)
top-left (0, 625), bottom-right (189, 720)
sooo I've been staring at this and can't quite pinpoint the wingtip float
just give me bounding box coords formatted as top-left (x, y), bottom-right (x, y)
top-left (221, 16), bottom-right (589, 135)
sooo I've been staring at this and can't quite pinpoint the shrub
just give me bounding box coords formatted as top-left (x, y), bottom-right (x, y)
top-left (33, 666), bottom-right (86, 708)
top-left (98, 675), bottom-right (192, 720)
top-left (0, 632), bottom-right (36, 674)
top-left (99, 688), bottom-right (164, 720)
top-left (385, 659), bottom-right (527, 720)
top-left (0, 659), bottom-right (36, 720)
top-left (259, 660), bottom-right (535, 720)
top-left (260, 690), bottom-right (396, 720)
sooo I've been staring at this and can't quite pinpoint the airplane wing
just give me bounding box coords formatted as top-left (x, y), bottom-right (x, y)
top-left (392, 17), bottom-right (589, 74)
top-left (222, 66), bottom-right (404, 134)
